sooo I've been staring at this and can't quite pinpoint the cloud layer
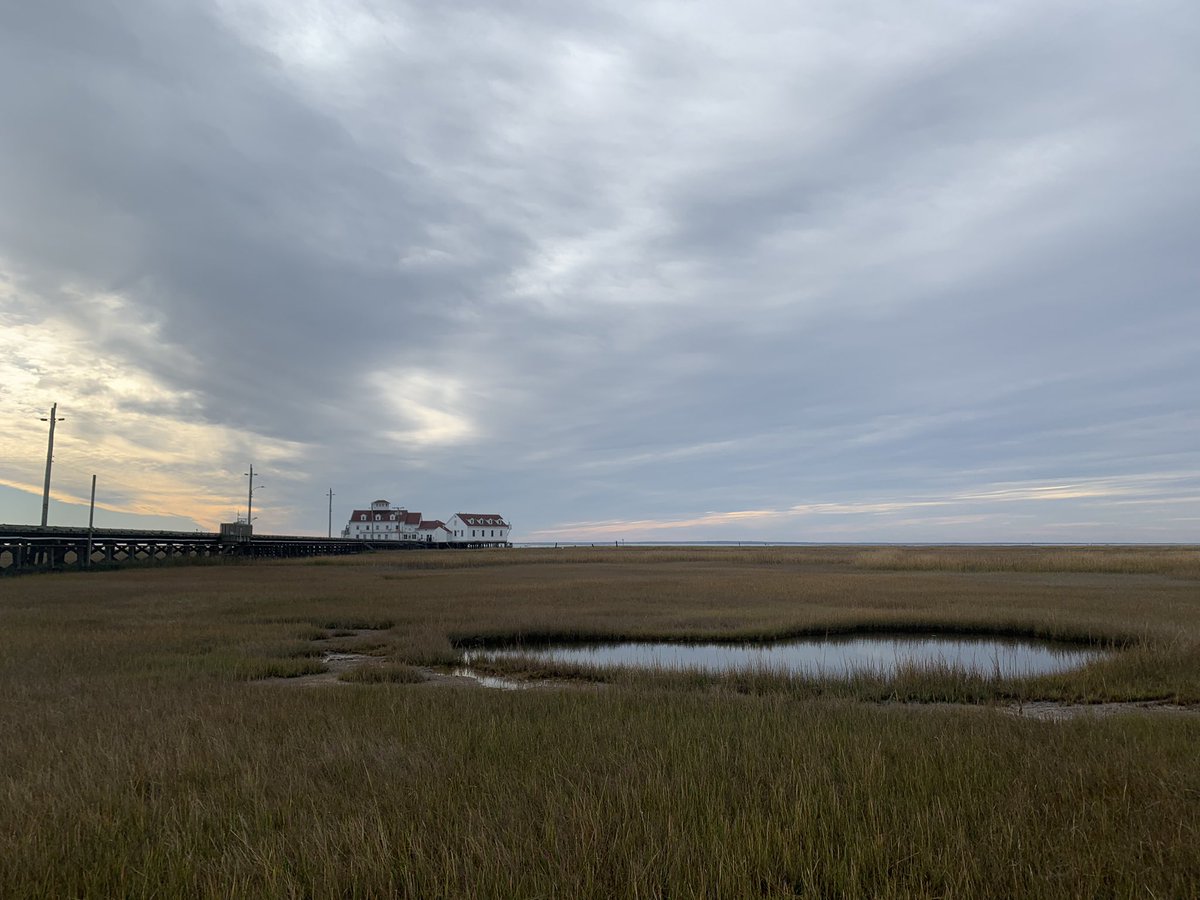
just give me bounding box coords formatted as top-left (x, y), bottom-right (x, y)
top-left (1, 0), bottom-right (1197, 540)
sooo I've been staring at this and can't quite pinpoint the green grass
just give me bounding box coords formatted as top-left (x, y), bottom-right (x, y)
top-left (0, 546), bottom-right (1198, 897)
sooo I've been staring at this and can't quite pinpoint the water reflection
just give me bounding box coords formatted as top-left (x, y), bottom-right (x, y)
top-left (467, 635), bottom-right (1103, 678)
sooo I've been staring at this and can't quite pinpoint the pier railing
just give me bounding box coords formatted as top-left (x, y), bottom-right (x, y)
top-left (0, 525), bottom-right (369, 575)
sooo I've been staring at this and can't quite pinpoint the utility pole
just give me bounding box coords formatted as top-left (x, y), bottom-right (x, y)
top-left (39, 403), bottom-right (65, 527)
top-left (327, 488), bottom-right (335, 538)
top-left (86, 474), bottom-right (97, 567)
top-left (243, 465), bottom-right (264, 527)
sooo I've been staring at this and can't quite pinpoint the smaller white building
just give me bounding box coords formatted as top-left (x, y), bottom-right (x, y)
top-left (445, 513), bottom-right (511, 546)
top-left (418, 520), bottom-right (453, 544)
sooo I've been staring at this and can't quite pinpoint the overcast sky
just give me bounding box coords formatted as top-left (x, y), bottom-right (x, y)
top-left (1, 0), bottom-right (1197, 542)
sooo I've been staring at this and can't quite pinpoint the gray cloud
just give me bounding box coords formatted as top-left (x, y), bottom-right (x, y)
top-left (0, 0), bottom-right (1196, 540)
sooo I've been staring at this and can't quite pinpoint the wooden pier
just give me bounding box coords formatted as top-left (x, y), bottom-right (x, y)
top-left (0, 525), bottom-right (369, 575)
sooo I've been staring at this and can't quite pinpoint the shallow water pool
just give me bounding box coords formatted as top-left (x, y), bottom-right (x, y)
top-left (467, 635), bottom-right (1105, 678)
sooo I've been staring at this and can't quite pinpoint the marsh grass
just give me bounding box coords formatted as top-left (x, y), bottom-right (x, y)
top-left (852, 544), bottom-right (1200, 577)
top-left (338, 662), bottom-right (427, 684)
top-left (1, 546), bottom-right (1198, 897)
top-left (317, 543), bottom-right (1200, 577)
top-left (233, 657), bottom-right (328, 680)
top-left (306, 614), bottom-right (396, 630)
top-left (260, 640), bottom-right (328, 659)
top-left (0, 684), bottom-right (1196, 898)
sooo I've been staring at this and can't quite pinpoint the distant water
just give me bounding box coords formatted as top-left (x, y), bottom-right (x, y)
top-left (515, 541), bottom-right (831, 548)
top-left (512, 541), bottom-right (1179, 548)
top-left (468, 635), bottom-right (1105, 678)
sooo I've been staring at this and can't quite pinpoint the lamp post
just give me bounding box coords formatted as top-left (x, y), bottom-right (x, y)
top-left (327, 488), bottom-right (335, 538)
top-left (243, 465), bottom-right (264, 528)
top-left (39, 403), bottom-right (65, 527)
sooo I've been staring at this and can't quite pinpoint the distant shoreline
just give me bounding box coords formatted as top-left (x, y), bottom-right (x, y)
top-left (514, 540), bottom-right (1199, 548)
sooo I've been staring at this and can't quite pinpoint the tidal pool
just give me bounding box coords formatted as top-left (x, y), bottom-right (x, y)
top-left (467, 635), bottom-right (1105, 678)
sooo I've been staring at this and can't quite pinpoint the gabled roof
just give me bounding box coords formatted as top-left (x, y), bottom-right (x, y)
top-left (419, 519), bottom-right (449, 531)
top-left (453, 513), bottom-right (509, 527)
top-left (348, 508), bottom-right (422, 525)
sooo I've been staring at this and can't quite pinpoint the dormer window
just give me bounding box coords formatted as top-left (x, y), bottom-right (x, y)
top-left (360, 514), bottom-right (367, 521)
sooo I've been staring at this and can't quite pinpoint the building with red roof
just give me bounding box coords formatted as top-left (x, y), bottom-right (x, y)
top-left (445, 513), bottom-right (510, 544)
top-left (342, 500), bottom-right (509, 546)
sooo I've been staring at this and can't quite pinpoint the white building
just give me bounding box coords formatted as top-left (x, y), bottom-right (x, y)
top-left (342, 500), bottom-right (508, 546)
top-left (342, 500), bottom-right (429, 543)
top-left (418, 520), bottom-right (454, 543)
top-left (445, 512), bottom-right (511, 546)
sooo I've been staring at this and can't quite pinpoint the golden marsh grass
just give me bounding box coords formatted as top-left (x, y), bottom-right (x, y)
top-left (1, 545), bottom-right (1198, 897)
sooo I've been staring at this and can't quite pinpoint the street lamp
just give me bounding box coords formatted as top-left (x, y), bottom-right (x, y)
top-left (243, 465), bottom-right (265, 527)
top-left (39, 403), bottom-right (65, 527)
